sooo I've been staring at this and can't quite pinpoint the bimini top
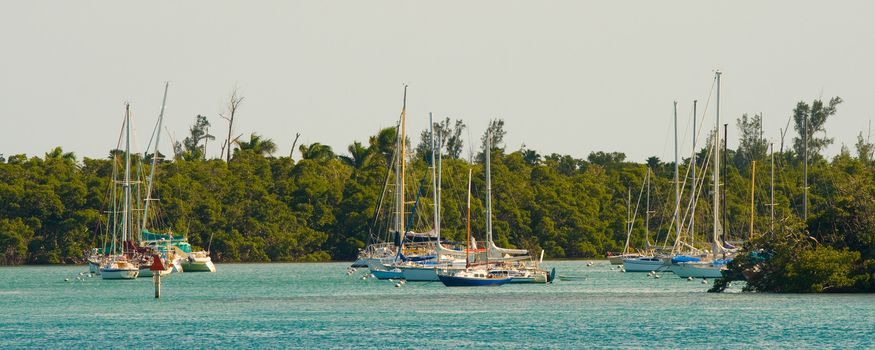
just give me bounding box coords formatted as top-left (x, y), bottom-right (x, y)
top-left (671, 255), bottom-right (702, 264)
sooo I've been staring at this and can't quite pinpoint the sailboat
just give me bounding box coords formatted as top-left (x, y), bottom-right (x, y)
top-left (671, 70), bottom-right (731, 279)
top-left (622, 169), bottom-right (667, 272)
top-left (610, 189), bottom-right (642, 265)
top-left (366, 86), bottom-right (416, 280)
top-left (437, 169), bottom-right (512, 287)
top-left (136, 83), bottom-right (185, 278)
top-left (100, 104), bottom-right (140, 280)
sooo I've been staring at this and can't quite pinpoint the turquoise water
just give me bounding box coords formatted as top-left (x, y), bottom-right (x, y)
top-left (0, 261), bottom-right (873, 349)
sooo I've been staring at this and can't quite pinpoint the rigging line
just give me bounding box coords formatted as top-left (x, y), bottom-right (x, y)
top-left (623, 168), bottom-right (649, 255)
top-left (674, 135), bottom-right (715, 252)
top-left (658, 77), bottom-right (717, 248)
top-left (367, 120), bottom-right (401, 246)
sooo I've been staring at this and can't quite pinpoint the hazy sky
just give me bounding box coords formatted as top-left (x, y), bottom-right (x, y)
top-left (2, 1), bottom-right (873, 163)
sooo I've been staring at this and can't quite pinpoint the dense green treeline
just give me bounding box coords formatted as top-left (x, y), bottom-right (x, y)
top-left (1, 97), bottom-right (873, 281)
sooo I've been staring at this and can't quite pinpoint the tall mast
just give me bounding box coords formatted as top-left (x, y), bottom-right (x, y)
top-left (723, 123), bottom-right (728, 248)
top-left (142, 82), bottom-right (169, 231)
top-left (122, 103), bottom-right (132, 247)
top-left (466, 169), bottom-right (472, 268)
top-left (673, 101), bottom-right (680, 248)
top-left (713, 70), bottom-right (721, 256)
top-left (803, 104), bottom-right (808, 222)
top-left (400, 86), bottom-right (407, 236)
top-left (645, 169), bottom-right (651, 247)
top-left (429, 112), bottom-right (439, 261)
top-left (437, 125), bottom-right (442, 239)
top-left (770, 143), bottom-right (775, 233)
top-left (486, 128), bottom-right (493, 245)
top-left (750, 160), bottom-right (756, 240)
top-left (691, 100), bottom-right (697, 245)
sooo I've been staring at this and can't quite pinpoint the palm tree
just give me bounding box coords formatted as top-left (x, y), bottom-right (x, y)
top-left (522, 149), bottom-right (541, 166)
top-left (339, 141), bottom-right (372, 169)
top-left (236, 133), bottom-right (277, 157)
top-left (369, 126), bottom-right (398, 165)
top-left (45, 147), bottom-right (76, 163)
top-left (299, 143), bottom-right (335, 162)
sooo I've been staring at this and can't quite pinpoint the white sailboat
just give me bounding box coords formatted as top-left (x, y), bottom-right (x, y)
top-left (100, 104), bottom-right (140, 280)
top-left (623, 169), bottom-right (666, 272)
top-left (671, 70), bottom-right (730, 279)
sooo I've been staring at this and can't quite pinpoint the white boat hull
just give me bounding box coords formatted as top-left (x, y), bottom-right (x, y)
top-left (100, 268), bottom-right (139, 279)
top-left (623, 258), bottom-right (668, 272)
top-left (181, 259), bottom-right (216, 272)
top-left (671, 262), bottom-right (725, 278)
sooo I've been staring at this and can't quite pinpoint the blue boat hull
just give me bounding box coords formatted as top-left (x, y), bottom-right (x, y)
top-left (438, 274), bottom-right (512, 287)
top-left (371, 269), bottom-right (402, 280)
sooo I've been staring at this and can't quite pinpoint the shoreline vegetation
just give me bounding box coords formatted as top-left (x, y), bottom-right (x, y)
top-left (1, 95), bottom-right (874, 292)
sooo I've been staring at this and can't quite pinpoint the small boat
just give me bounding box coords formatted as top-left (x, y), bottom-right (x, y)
top-left (671, 259), bottom-right (729, 279)
top-left (138, 255), bottom-right (175, 277)
top-left (371, 267), bottom-right (403, 280)
top-left (608, 253), bottom-right (640, 265)
top-left (100, 256), bottom-right (139, 280)
top-left (438, 269), bottom-right (512, 287)
top-left (180, 251), bottom-right (216, 272)
top-left (623, 256), bottom-right (667, 272)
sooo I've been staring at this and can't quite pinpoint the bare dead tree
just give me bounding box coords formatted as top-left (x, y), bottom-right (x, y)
top-left (289, 132), bottom-right (301, 159)
top-left (220, 88), bottom-right (244, 162)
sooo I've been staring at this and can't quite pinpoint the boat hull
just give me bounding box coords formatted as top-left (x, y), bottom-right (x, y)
top-left (670, 263), bottom-right (725, 278)
top-left (623, 258), bottom-right (668, 272)
top-left (438, 275), bottom-right (512, 287)
top-left (138, 267), bottom-right (172, 278)
top-left (181, 260), bottom-right (216, 272)
top-left (371, 269), bottom-right (403, 280)
top-left (400, 266), bottom-right (439, 281)
top-left (100, 268), bottom-right (139, 279)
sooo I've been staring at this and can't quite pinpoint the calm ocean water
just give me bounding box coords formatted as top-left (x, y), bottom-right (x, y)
top-left (0, 261), bottom-right (872, 349)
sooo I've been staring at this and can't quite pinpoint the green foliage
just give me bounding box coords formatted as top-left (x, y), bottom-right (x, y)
top-left (3, 96), bottom-right (874, 279)
top-left (174, 115), bottom-right (214, 161)
top-left (792, 97), bottom-right (842, 160)
top-left (735, 113), bottom-right (767, 169)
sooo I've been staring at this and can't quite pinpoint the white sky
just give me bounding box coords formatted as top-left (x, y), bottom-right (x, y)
top-left (1, 1), bottom-right (873, 162)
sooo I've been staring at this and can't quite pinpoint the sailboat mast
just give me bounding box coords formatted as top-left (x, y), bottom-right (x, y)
top-left (142, 82), bottom-right (169, 231)
top-left (713, 70), bottom-right (722, 255)
top-left (750, 161), bottom-right (756, 240)
top-left (770, 143), bottom-right (775, 233)
top-left (486, 129), bottom-right (493, 246)
top-left (645, 169), bottom-right (651, 247)
top-left (429, 112), bottom-right (439, 261)
top-left (122, 103), bottom-right (132, 247)
top-left (723, 124), bottom-right (728, 247)
top-left (437, 127), bottom-right (442, 236)
top-left (400, 86), bottom-right (407, 237)
top-left (673, 101), bottom-right (680, 247)
top-left (803, 105), bottom-right (808, 222)
top-left (466, 169), bottom-right (472, 268)
top-left (691, 100), bottom-right (697, 245)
